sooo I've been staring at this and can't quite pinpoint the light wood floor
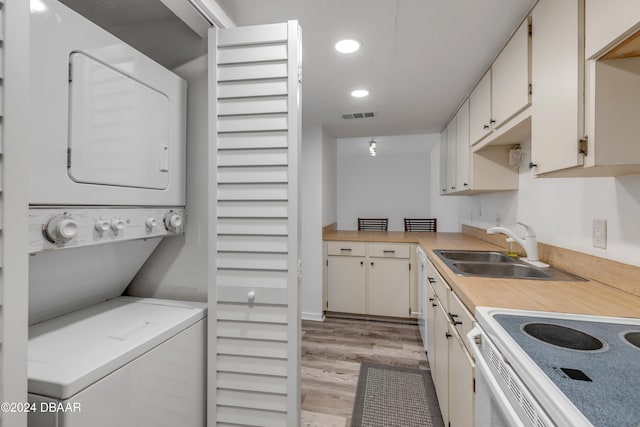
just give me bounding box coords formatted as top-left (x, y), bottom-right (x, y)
top-left (300, 316), bottom-right (429, 426)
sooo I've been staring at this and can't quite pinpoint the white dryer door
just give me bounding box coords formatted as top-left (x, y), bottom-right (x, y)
top-left (68, 52), bottom-right (170, 190)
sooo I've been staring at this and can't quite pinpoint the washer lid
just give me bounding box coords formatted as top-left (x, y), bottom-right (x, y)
top-left (28, 297), bottom-right (206, 400)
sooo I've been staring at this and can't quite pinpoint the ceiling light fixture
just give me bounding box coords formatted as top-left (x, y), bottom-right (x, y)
top-left (369, 140), bottom-right (376, 157)
top-left (30, 0), bottom-right (48, 12)
top-left (335, 39), bottom-right (361, 54)
top-left (351, 89), bottom-right (369, 98)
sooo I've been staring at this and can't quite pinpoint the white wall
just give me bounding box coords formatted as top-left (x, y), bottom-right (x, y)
top-left (322, 127), bottom-right (338, 226)
top-left (337, 134), bottom-right (439, 231)
top-left (431, 138), bottom-right (640, 267)
top-left (300, 125), bottom-right (337, 320)
top-left (126, 55), bottom-right (209, 301)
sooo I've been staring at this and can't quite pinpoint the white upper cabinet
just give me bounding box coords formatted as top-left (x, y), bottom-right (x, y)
top-left (531, 0), bottom-right (585, 175)
top-left (469, 18), bottom-right (531, 147)
top-left (441, 99), bottom-right (518, 195)
top-left (532, 0), bottom-right (640, 177)
top-left (446, 117), bottom-right (458, 192)
top-left (468, 70), bottom-right (492, 145)
top-left (492, 19), bottom-right (532, 129)
top-left (439, 130), bottom-right (448, 194)
top-left (456, 100), bottom-right (470, 190)
top-left (585, 0), bottom-right (640, 58)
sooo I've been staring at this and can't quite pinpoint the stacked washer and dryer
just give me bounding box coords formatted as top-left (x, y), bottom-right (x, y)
top-left (27, 1), bottom-right (205, 426)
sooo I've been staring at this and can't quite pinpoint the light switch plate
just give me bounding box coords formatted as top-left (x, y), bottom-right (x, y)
top-left (592, 219), bottom-right (607, 249)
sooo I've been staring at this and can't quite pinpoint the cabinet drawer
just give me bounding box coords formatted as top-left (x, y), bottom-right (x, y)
top-left (425, 258), bottom-right (450, 310)
top-left (327, 241), bottom-right (366, 256)
top-left (448, 291), bottom-right (475, 354)
top-left (368, 243), bottom-right (410, 258)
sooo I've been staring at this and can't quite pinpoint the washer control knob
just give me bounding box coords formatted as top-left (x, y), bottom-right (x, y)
top-left (45, 215), bottom-right (78, 243)
top-left (111, 218), bottom-right (126, 232)
top-left (164, 213), bottom-right (183, 231)
top-left (145, 217), bottom-right (158, 229)
top-left (95, 219), bottom-right (110, 233)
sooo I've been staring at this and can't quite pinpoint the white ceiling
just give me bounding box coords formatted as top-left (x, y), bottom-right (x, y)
top-left (216, 0), bottom-right (536, 138)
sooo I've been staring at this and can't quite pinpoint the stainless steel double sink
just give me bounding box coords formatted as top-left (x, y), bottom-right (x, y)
top-left (433, 250), bottom-right (585, 281)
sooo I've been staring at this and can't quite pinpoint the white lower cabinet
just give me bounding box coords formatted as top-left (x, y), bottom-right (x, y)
top-left (449, 329), bottom-right (475, 427)
top-left (327, 255), bottom-right (366, 314)
top-left (425, 256), bottom-right (475, 427)
top-left (368, 257), bottom-right (411, 318)
top-left (433, 302), bottom-right (451, 425)
top-left (326, 241), bottom-right (413, 318)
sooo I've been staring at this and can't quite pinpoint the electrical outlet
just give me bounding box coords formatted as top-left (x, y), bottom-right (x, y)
top-left (592, 219), bottom-right (607, 249)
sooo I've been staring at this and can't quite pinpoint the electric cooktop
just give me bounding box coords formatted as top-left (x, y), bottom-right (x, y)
top-left (494, 313), bottom-right (640, 427)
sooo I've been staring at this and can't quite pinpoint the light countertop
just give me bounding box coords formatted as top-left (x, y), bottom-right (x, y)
top-left (323, 229), bottom-right (640, 319)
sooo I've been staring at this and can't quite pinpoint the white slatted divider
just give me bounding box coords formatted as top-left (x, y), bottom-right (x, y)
top-left (2, 2), bottom-right (31, 425)
top-left (210, 21), bottom-right (301, 426)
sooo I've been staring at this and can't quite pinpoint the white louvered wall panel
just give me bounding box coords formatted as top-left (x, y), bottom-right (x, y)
top-left (0, 1), bottom-right (4, 407)
top-left (211, 21), bottom-right (301, 426)
top-left (1, 3), bottom-right (30, 425)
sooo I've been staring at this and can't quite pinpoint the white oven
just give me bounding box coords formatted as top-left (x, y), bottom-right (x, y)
top-left (468, 307), bottom-right (640, 427)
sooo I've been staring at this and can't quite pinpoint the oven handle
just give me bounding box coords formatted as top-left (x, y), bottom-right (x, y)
top-left (467, 327), bottom-right (527, 427)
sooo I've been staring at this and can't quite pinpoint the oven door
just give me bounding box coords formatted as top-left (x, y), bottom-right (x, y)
top-left (467, 327), bottom-right (554, 427)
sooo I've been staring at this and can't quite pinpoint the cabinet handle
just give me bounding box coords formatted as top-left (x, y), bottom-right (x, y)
top-left (483, 124), bottom-right (489, 130)
top-left (428, 298), bottom-right (434, 302)
top-left (432, 303), bottom-right (437, 307)
top-left (449, 313), bottom-right (463, 325)
top-left (340, 248), bottom-right (352, 252)
top-left (451, 186), bottom-right (456, 190)
top-left (360, 261), bottom-right (364, 266)
top-left (464, 182), bottom-right (468, 187)
top-left (383, 250), bottom-right (396, 254)
top-left (490, 119), bottom-right (496, 125)
top-left (427, 277), bottom-right (435, 284)
top-left (442, 188), bottom-right (446, 192)
top-left (370, 262), bottom-right (374, 267)
top-left (445, 332), bottom-right (452, 339)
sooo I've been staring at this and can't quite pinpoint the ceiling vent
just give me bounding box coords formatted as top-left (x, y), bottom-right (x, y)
top-left (342, 112), bottom-right (375, 120)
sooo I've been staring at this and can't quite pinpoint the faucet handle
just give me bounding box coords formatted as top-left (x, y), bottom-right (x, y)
top-left (516, 222), bottom-right (536, 237)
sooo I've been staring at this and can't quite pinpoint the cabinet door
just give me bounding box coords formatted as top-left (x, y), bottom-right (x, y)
top-left (531, 0), bottom-right (584, 175)
top-left (469, 70), bottom-right (492, 145)
top-left (327, 256), bottom-right (366, 314)
top-left (449, 331), bottom-right (475, 427)
top-left (445, 118), bottom-right (458, 192)
top-left (585, 0), bottom-right (640, 58)
top-left (439, 130), bottom-right (448, 194)
top-left (368, 258), bottom-right (410, 318)
top-left (492, 19), bottom-right (531, 128)
top-left (426, 282), bottom-right (437, 370)
top-left (433, 302), bottom-right (450, 425)
top-left (455, 100), bottom-right (470, 190)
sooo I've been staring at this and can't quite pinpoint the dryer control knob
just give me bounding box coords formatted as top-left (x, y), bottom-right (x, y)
top-left (45, 215), bottom-right (78, 243)
top-left (145, 217), bottom-right (158, 229)
top-left (95, 219), bottom-right (110, 233)
top-left (164, 213), bottom-right (183, 231)
top-left (111, 218), bottom-right (126, 232)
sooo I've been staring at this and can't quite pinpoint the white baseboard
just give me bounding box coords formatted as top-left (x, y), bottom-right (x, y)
top-left (301, 312), bottom-right (325, 322)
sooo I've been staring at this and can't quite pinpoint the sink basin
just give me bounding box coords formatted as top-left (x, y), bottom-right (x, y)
top-left (435, 250), bottom-right (517, 263)
top-left (433, 249), bottom-right (586, 281)
top-left (451, 262), bottom-right (551, 279)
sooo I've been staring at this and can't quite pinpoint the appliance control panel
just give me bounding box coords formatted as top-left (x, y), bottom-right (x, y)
top-left (29, 207), bottom-right (185, 253)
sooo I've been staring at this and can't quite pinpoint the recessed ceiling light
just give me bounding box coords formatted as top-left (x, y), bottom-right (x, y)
top-left (351, 89), bottom-right (369, 98)
top-left (335, 39), bottom-right (361, 54)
